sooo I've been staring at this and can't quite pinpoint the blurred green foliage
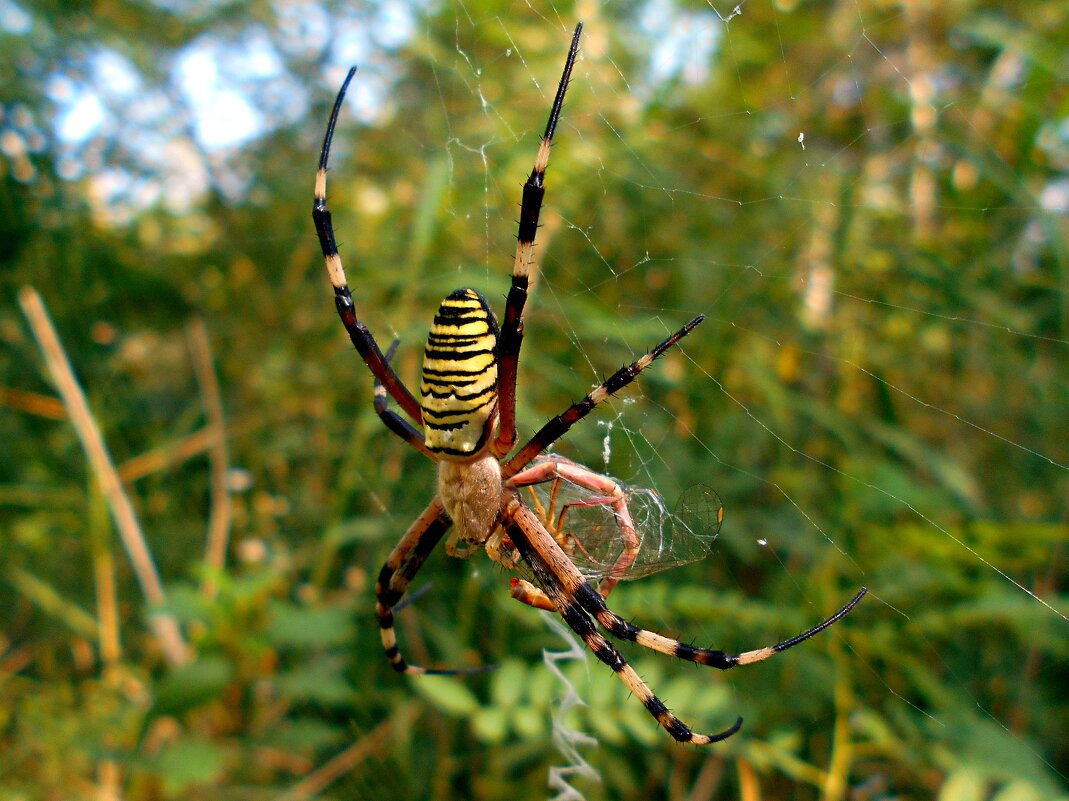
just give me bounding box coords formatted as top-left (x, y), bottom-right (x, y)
top-left (2, 1), bottom-right (1068, 800)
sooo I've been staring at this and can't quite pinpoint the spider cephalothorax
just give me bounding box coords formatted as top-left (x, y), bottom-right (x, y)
top-left (312, 22), bottom-right (866, 745)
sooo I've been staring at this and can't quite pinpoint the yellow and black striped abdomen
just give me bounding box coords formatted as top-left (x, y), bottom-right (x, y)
top-left (420, 288), bottom-right (499, 459)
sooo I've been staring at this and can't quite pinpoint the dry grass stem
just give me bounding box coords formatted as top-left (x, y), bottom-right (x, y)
top-left (6, 566), bottom-right (100, 639)
top-left (186, 318), bottom-right (232, 598)
top-left (18, 286), bottom-right (190, 667)
top-left (275, 714), bottom-right (404, 801)
top-left (94, 549), bottom-right (121, 664)
top-left (97, 759), bottom-right (122, 801)
top-left (117, 425), bottom-right (217, 483)
top-left (685, 756), bottom-right (726, 801)
top-left (737, 758), bottom-right (761, 801)
top-left (88, 484), bottom-right (123, 665)
top-left (0, 645), bottom-right (34, 682)
top-left (0, 385), bottom-right (66, 419)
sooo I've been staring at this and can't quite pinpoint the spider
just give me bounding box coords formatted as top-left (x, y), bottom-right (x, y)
top-left (312, 22), bottom-right (867, 745)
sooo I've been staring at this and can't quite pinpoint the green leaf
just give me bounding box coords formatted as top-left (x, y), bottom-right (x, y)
top-left (511, 704), bottom-right (547, 740)
top-left (149, 656), bottom-right (234, 719)
top-left (275, 665), bottom-right (354, 705)
top-left (472, 706), bottom-right (509, 743)
top-left (265, 718), bottom-right (347, 752)
top-left (991, 780), bottom-right (1047, 801)
top-left (939, 770), bottom-right (986, 801)
top-left (489, 658), bottom-right (527, 707)
top-left (586, 703), bottom-right (626, 745)
top-left (933, 711), bottom-right (1066, 796)
top-left (411, 675), bottom-right (481, 717)
top-left (266, 601), bottom-right (354, 647)
top-left (152, 737), bottom-right (227, 794)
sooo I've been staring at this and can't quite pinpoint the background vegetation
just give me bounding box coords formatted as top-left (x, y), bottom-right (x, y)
top-left (2, 1), bottom-right (1067, 799)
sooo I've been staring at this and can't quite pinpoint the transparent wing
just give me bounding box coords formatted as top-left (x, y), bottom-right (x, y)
top-left (519, 467), bottom-right (723, 583)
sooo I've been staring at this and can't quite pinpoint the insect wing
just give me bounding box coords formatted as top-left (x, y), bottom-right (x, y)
top-left (522, 474), bottom-right (723, 582)
top-left (664, 482), bottom-right (724, 567)
top-left (627, 481), bottom-right (723, 579)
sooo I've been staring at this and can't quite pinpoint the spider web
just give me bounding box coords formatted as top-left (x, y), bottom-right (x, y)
top-left (398, 4), bottom-right (1068, 797)
top-left (10, 0), bottom-right (1066, 798)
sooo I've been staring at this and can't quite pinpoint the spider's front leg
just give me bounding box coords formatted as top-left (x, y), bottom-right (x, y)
top-left (314, 67), bottom-right (424, 427)
top-left (493, 23), bottom-right (583, 458)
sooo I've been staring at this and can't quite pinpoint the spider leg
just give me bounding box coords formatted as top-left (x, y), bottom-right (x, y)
top-left (493, 23), bottom-right (583, 458)
top-left (503, 496), bottom-right (741, 744)
top-left (374, 339), bottom-right (435, 459)
top-left (504, 315), bottom-right (705, 477)
top-left (509, 457), bottom-right (639, 605)
top-left (485, 527), bottom-right (523, 572)
top-left (572, 581), bottom-right (868, 669)
top-left (510, 577), bottom-right (556, 612)
top-left (375, 499), bottom-right (490, 675)
top-left (314, 66), bottom-right (424, 424)
top-left (510, 473), bottom-right (866, 665)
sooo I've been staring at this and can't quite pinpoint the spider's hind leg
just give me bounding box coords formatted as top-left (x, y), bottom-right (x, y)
top-left (503, 496), bottom-right (743, 745)
top-left (572, 581), bottom-right (868, 670)
top-left (375, 499), bottom-right (492, 676)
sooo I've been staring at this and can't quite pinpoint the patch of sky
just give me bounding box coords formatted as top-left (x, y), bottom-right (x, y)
top-left (146, 0), bottom-right (243, 18)
top-left (176, 39), bottom-right (268, 150)
top-left (315, 2), bottom-right (423, 126)
top-left (92, 50), bottom-right (142, 98)
top-left (51, 80), bottom-right (105, 144)
top-left (632, 0), bottom-right (723, 97)
top-left (0, 0), bottom-right (30, 34)
top-left (275, 0), bottom-right (331, 58)
top-left (29, 0), bottom-right (423, 215)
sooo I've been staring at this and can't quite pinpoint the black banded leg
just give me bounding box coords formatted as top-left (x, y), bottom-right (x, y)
top-left (374, 340), bottom-right (435, 459)
top-left (494, 23), bottom-right (583, 458)
top-left (571, 582), bottom-right (869, 669)
top-left (314, 66), bottom-right (424, 424)
top-left (504, 315), bottom-right (705, 477)
top-left (375, 499), bottom-right (488, 676)
top-left (504, 515), bottom-right (742, 745)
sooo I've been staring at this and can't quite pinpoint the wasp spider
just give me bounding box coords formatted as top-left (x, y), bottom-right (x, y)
top-left (313, 23), bottom-right (866, 745)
